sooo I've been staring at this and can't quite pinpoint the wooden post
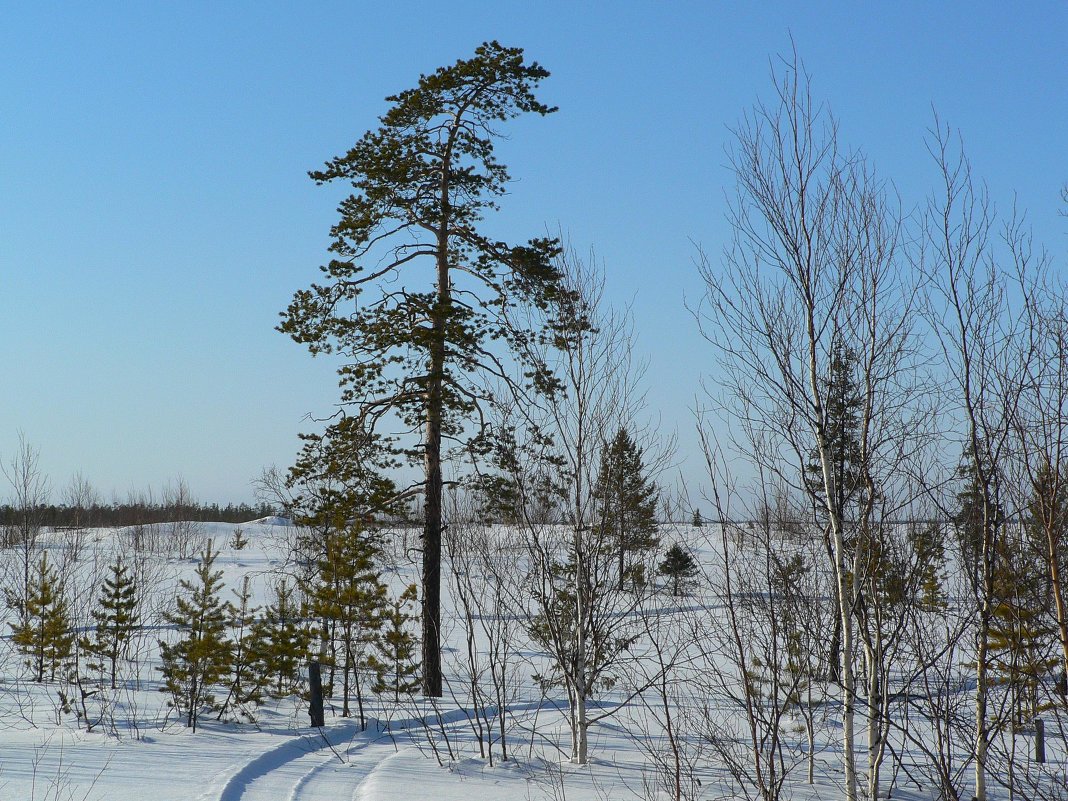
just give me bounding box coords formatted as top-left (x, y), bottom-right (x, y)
top-left (1035, 717), bottom-right (1045, 764)
top-left (308, 661), bottom-right (325, 728)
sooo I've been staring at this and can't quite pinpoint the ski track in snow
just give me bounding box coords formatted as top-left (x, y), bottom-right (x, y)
top-left (285, 740), bottom-right (383, 801)
top-left (206, 709), bottom-right (476, 801)
top-left (203, 721), bottom-right (371, 801)
top-left (351, 749), bottom-right (408, 801)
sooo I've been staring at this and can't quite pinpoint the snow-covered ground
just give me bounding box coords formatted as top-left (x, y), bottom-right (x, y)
top-left (0, 519), bottom-right (1063, 800)
top-left (0, 519), bottom-right (664, 801)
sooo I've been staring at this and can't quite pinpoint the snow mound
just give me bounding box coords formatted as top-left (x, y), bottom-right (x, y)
top-left (245, 515), bottom-right (292, 527)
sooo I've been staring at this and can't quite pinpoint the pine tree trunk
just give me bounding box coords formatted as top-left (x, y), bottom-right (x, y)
top-left (342, 628), bottom-right (354, 717)
top-left (355, 667), bottom-right (365, 731)
top-left (422, 439), bottom-right (442, 697)
top-left (419, 170), bottom-right (453, 700)
top-left (188, 674), bottom-right (198, 731)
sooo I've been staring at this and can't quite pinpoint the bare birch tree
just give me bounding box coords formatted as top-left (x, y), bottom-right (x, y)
top-left (3, 433), bottom-right (51, 631)
top-left (487, 247), bottom-right (662, 765)
top-left (1010, 262), bottom-right (1068, 688)
top-left (920, 120), bottom-right (1035, 801)
top-left (697, 452), bottom-right (829, 801)
top-left (442, 502), bottom-right (525, 764)
top-left (695, 55), bottom-right (924, 801)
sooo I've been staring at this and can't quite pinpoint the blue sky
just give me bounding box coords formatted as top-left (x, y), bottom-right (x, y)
top-left (1, 2), bottom-right (1065, 505)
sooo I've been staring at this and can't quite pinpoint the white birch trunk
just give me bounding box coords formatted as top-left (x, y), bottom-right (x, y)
top-left (864, 630), bottom-right (884, 801)
top-left (572, 541), bottom-right (589, 766)
top-left (815, 388), bottom-right (858, 801)
top-left (840, 580), bottom-right (858, 801)
top-left (975, 614), bottom-right (990, 801)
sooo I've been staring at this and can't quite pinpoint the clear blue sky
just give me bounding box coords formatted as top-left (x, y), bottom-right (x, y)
top-left (1, 2), bottom-right (1065, 505)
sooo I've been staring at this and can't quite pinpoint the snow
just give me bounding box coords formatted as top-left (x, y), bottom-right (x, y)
top-left (0, 519), bottom-right (1058, 800)
top-left (244, 516), bottom-right (292, 528)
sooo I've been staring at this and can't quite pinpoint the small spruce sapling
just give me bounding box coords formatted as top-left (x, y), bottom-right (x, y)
top-left (158, 541), bottom-right (234, 731)
top-left (658, 544), bottom-right (699, 597)
top-left (251, 579), bottom-right (312, 699)
top-left (218, 576), bottom-right (264, 721)
top-left (368, 584), bottom-right (421, 701)
top-left (909, 523), bottom-right (947, 611)
top-left (80, 557), bottom-right (139, 689)
top-left (229, 527), bottom-right (249, 551)
top-left (11, 553), bottom-right (74, 682)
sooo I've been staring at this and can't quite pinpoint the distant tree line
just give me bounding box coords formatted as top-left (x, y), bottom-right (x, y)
top-left (0, 501), bottom-right (277, 530)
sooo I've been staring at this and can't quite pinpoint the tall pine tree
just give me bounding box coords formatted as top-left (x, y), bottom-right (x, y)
top-left (279, 42), bottom-right (565, 696)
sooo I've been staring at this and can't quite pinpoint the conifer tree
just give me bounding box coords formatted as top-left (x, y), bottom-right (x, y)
top-left (229, 527), bottom-right (249, 551)
top-left (218, 576), bottom-right (264, 721)
top-left (80, 557), bottom-right (139, 689)
top-left (1024, 459), bottom-right (1068, 688)
top-left (658, 543), bottom-right (699, 597)
top-left (593, 428), bottom-right (659, 591)
top-left (909, 522), bottom-right (948, 611)
top-left (158, 542), bottom-right (233, 731)
top-left (691, 508), bottom-right (704, 528)
top-left (954, 454), bottom-right (1001, 592)
top-left (10, 552), bottom-right (73, 683)
top-left (1027, 461), bottom-right (1068, 610)
top-left (279, 42), bottom-right (564, 696)
top-left (803, 340), bottom-right (866, 682)
top-left (987, 528), bottom-right (1056, 725)
top-left (251, 579), bottom-right (312, 699)
top-left (803, 340), bottom-right (865, 512)
top-left (988, 600), bottom-right (1058, 726)
top-left (367, 583), bottom-right (421, 701)
top-left (306, 525), bottom-right (386, 724)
